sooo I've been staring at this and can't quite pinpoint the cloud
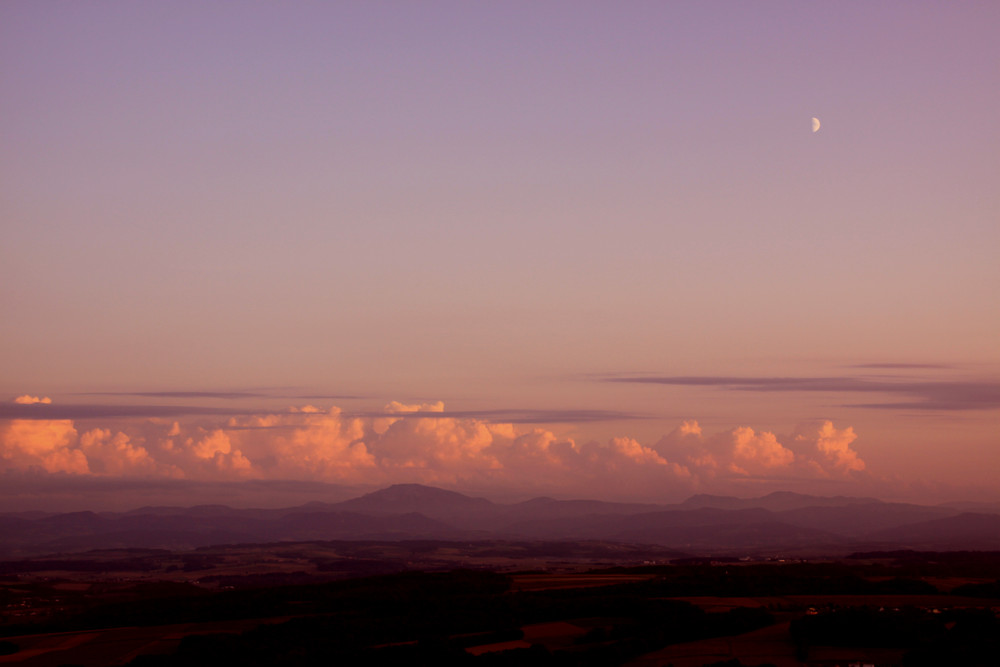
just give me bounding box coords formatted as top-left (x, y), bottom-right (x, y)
top-left (0, 419), bottom-right (87, 474)
top-left (86, 391), bottom-right (271, 399)
top-left (792, 421), bottom-right (865, 474)
top-left (78, 428), bottom-right (168, 476)
top-left (0, 419), bottom-right (180, 477)
top-left (679, 424), bottom-right (796, 478)
top-left (13, 395), bottom-right (52, 405)
top-left (0, 403), bottom-right (252, 420)
top-left (81, 390), bottom-right (366, 400)
top-left (605, 375), bottom-right (1000, 411)
top-left (155, 428), bottom-right (256, 479)
top-left (0, 398), bottom-right (874, 500)
top-left (844, 382), bottom-right (1000, 411)
top-left (678, 420), bottom-right (702, 436)
top-left (363, 406), bottom-right (645, 425)
top-left (848, 363), bottom-right (952, 370)
top-left (225, 402), bottom-right (688, 493)
top-left (371, 403), bottom-right (503, 482)
top-left (269, 408), bottom-right (374, 479)
top-left (1, 400), bottom-right (645, 427)
top-left (190, 429), bottom-right (236, 459)
top-left (653, 421), bottom-right (711, 469)
top-left (491, 428), bottom-right (577, 470)
top-left (652, 419), bottom-right (865, 483)
top-left (724, 427), bottom-right (796, 475)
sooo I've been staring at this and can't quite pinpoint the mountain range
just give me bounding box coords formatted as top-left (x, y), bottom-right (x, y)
top-left (2, 484), bottom-right (999, 558)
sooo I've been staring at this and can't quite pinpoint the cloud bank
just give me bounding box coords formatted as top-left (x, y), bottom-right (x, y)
top-left (0, 397), bottom-right (870, 500)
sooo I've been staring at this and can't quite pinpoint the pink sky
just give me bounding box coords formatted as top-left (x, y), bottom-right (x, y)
top-left (2, 2), bottom-right (998, 509)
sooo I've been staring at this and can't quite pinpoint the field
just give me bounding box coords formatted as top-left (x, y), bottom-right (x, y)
top-left (510, 573), bottom-right (657, 591)
top-left (0, 545), bottom-right (998, 665)
top-left (0, 619), bottom-right (289, 667)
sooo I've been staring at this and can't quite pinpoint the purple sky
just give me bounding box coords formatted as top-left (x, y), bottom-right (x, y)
top-left (2, 2), bottom-right (998, 509)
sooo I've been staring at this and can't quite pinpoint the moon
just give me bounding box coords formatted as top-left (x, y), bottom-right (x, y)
top-left (812, 117), bottom-right (821, 133)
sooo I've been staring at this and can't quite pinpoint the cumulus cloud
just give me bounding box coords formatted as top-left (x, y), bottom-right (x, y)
top-left (722, 427), bottom-right (796, 476)
top-left (190, 429), bottom-right (235, 460)
top-left (269, 408), bottom-right (373, 479)
top-left (223, 402), bottom-right (693, 494)
top-left (78, 428), bottom-right (167, 476)
top-left (678, 420), bottom-right (702, 436)
top-left (153, 427), bottom-right (256, 479)
top-left (376, 404), bottom-right (496, 469)
top-left (14, 395), bottom-right (52, 404)
top-left (490, 427), bottom-right (577, 469)
top-left (372, 400), bottom-right (445, 435)
top-left (0, 399), bottom-right (872, 498)
top-left (0, 419), bottom-right (86, 474)
top-left (792, 421), bottom-right (865, 474)
top-left (651, 418), bottom-right (865, 484)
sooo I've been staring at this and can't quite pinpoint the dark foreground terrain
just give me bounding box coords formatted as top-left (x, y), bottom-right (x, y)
top-left (1, 545), bottom-right (999, 666)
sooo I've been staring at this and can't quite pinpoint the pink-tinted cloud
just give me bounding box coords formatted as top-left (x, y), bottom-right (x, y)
top-left (0, 399), bottom-right (872, 498)
top-left (653, 419), bottom-right (865, 483)
top-left (156, 427), bottom-right (255, 479)
top-left (792, 421), bottom-right (866, 474)
top-left (0, 419), bottom-right (86, 474)
top-left (677, 420), bottom-right (702, 436)
top-left (269, 408), bottom-right (373, 479)
top-left (375, 405), bottom-right (499, 471)
top-left (78, 428), bottom-right (167, 476)
top-left (727, 427), bottom-right (796, 474)
top-left (14, 395), bottom-right (52, 405)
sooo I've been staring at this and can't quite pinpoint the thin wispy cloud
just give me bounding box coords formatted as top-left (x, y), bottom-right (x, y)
top-left (605, 376), bottom-right (1000, 411)
top-left (291, 394), bottom-right (367, 400)
top-left (848, 363), bottom-right (953, 370)
top-left (83, 391), bottom-right (272, 400)
top-left (2, 401), bottom-right (644, 425)
top-left (81, 390), bottom-right (365, 400)
top-left (0, 403), bottom-right (254, 421)
top-left (355, 408), bottom-right (646, 424)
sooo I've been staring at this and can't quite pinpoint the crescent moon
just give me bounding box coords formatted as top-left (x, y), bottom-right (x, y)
top-left (812, 117), bottom-right (821, 133)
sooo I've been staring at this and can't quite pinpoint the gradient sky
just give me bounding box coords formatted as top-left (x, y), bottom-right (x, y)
top-left (2, 2), bottom-right (998, 509)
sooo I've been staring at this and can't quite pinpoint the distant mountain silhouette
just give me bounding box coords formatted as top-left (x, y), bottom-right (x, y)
top-left (121, 504), bottom-right (244, 518)
top-left (938, 500), bottom-right (1000, 514)
top-left (334, 483), bottom-right (495, 517)
top-left (509, 496), bottom-right (663, 519)
top-left (774, 503), bottom-right (955, 537)
top-left (679, 494), bottom-right (748, 510)
top-left (1, 484), bottom-right (997, 558)
top-left (682, 491), bottom-right (882, 512)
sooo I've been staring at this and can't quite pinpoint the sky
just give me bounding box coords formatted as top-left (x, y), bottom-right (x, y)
top-left (2, 2), bottom-right (998, 510)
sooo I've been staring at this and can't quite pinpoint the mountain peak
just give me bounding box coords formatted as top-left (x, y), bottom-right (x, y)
top-left (680, 494), bottom-right (745, 509)
top-left (337, 484), bottom-right (495, 516)
top-left (371, 483), bottom-right (485, 501)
